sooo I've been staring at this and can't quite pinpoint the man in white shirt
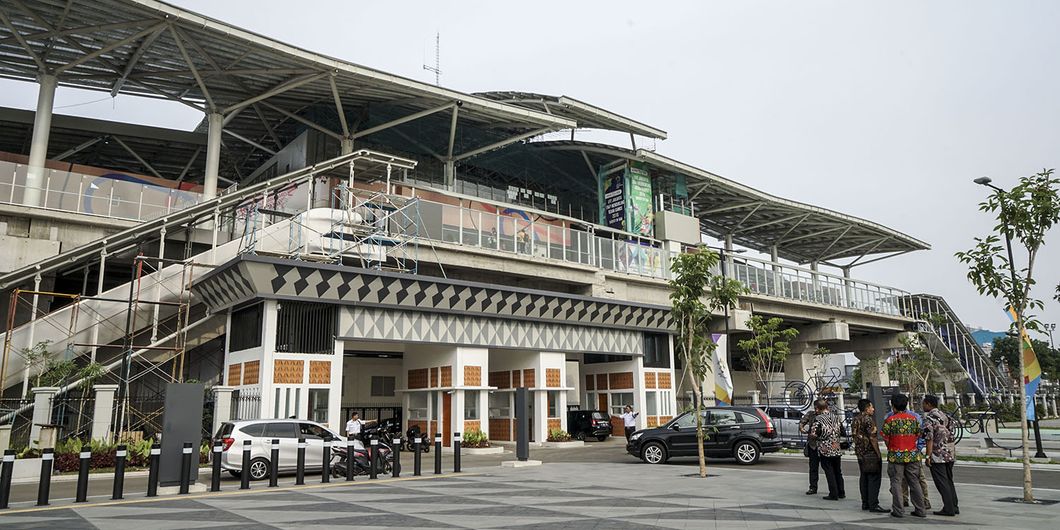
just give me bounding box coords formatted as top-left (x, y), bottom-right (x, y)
top-left (345, 412), bottom-right (376, 450)
top-left (620, 405), bottom-right (639, 441)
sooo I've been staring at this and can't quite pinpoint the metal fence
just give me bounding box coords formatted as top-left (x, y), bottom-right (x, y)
top-left (231, 386), bottom-right (262, 421)
top-left (0, 397), bottom-right (34, 449)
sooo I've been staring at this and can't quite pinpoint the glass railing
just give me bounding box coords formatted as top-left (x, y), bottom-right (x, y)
top-left (0, 159), bottom-right (203, 222)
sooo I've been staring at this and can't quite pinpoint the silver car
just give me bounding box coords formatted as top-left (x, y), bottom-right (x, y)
top-left (213, 419), bottom-right (344, 480)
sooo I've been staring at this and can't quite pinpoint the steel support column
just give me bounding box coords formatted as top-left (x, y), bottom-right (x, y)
top-left (24, 74), bottom-right (58, 207)
top-left (204, 112), bottom-right (223, 200)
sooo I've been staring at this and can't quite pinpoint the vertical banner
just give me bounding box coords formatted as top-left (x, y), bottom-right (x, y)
top-left (627, 162), bottom-right (654, 237)
top-left (712, 333), bottom-right (733, 407)
top-left (1005, 307), bottom-right (1042, 420)
top-left (599, 166), bottom-right (626, 230)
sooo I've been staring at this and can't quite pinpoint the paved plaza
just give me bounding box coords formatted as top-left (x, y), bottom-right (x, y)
top-left (2, 456), bottom-right (1058, 529)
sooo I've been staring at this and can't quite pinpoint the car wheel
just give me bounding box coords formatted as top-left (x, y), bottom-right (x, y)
top-left (248, 457), bottom-right (270, 480)
top-left (641, 442), bottom-right (668, 464)
top-left (733, 440), bottom-right (760, 465)
top-left (596, 435), bottom-right (608, 442)
top-left (574, 431), bottom-right (586, 441)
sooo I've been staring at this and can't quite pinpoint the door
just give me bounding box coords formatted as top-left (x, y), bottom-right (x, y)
top-left (707, 409), bottom-right (741, 453)
top-left (263, 422), bottom-right (300, 469)
top-left (443, 392), bottom-right (452, 447)
top-left (299, 423), bottom-right (331, 469)
top-left (668, 411), bottom-right (701, 456)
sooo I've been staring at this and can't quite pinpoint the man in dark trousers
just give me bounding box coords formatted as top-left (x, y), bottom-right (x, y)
top-left (852, 398), bottom-right (889, 512)
top-left (922, 395), bottom-right (959, 516)
top-left (798, 401), bottom-right (823, 495)
top-left (809, 399), bottom-right (846, 500)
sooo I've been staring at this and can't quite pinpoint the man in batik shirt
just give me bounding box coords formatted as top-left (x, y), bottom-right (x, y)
top-left (851, 399), bottom-right (888, 513)
top-left (881, 393), bottom-right (927, 518)
top-left (922, 395), bottom-right (958, 517)
top-left (809, 400), bottom-right (846, 500)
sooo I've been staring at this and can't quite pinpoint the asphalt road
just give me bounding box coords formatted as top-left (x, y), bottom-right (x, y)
top-left (6, 440), bottom-right (1059, 506)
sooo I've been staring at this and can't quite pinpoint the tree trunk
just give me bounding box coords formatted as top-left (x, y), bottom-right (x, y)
top-left (1016, 315), bottom-right (1034, 503)
top-left (691, 382), bottom-right (707, 478)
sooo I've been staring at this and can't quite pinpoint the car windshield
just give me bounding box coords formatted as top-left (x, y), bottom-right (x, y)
top-left (709, 410), bottom-right (739, 425)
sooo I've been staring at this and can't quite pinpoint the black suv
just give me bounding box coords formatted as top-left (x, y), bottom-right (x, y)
top-left (626, 406), bottom-right (781, 465)
top-left (566, 410), bottom-right (612, 441)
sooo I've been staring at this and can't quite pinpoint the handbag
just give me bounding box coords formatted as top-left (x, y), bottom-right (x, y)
top-left (860, 452), bottom-right (882, 474)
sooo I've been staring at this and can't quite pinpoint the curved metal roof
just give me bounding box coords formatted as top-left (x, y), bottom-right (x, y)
top-left (470, 141), bottom-right (930, 265)
top-left (474, 91), bottom-right (667, 140)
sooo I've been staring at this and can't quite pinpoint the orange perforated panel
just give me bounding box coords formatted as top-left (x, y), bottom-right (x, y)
top-left (547, 418), bottom-right (561, 432)
top-left (464, 365), bottom-right (481, 386)
top-left (309, 360), bottom-right (331, 384)
top-left (523, 369), bottom-right (536, 388)
top-left (647, 416), bottom-right (659, 427)
top-left (545, 368), bottom-right (561, 388)
top-left (462, 420), bottom-right (480, 436)
top-left (274, 360), bottom-right (304, 384)
top-left (489, 371), bottom-right (510, 389)
top-left (658, 372), bottom-right (672, 389)
top-left (511, 370), bottom-right (522, 387)
top-left (609, 372), bottom-right (633, 389)
top-left (441, 365), bottom-right (452, 387)
top-left (644, 372), bottom-right (657, 389)
top-left (408, 368), bottom-right (428, 389)
top-left (658, 415), bottom-right (673, 424)
top-left (596, 373), bottom-right (609, 390)
top-left (489, 419), bottom-right (511, 441)
top-left (610, 416), bottom-right (623, 436)
top-left (243, 361), bottom-right (260, 385)
top-left (227, 364), bottom-right (242, 386)
top-left (585, 374), bottom-right (595, 390)
top-left (430, 367), bottom-right (439, 387)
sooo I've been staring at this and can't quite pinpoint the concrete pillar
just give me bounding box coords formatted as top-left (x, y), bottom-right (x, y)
top-left (1006, 393), bottom-right (1015, 406)
top-left (534, 389), bottom-right (548, 443)
top-left (0, 424), bottom-right (11, 452)
top-left (478, 388), bottom-right (489, 435)
top-left (29, 386), bottom-right (59, 448)
top-left (452, 389), bottom-right (465, 444)
top-left (90, 384), bottom-right (119, 442)
top-left (340, 137), bottom-right (354, 155)
top-left (212, 386), bottom-right (235, 436)
top-left (558, 390), bottom-right (568, 432)
top-left (203, 112), bottom-right (223, 200)
top-left (784, 342), bottom-right (818, 392)
top-left (966, 393), bottom-right (976, 407)
top-left (723, 234), bottom-right (734, 277)
top-left (748, 390), bottom-right (761, 405)
top-left (854, 350), bottom-right (889, 390)
top-left (842, 267), bottom-right (854, 308)
top-left (632, 354), bottom-right (647, 430)
top-left (23, 73), bottom-right (58, 207)
top-left (836, 392), bottom-right (845, 411)
top-left (770, 245), bottom-right (781, 296)
top-left (444, 160), bottom-right (456, 189)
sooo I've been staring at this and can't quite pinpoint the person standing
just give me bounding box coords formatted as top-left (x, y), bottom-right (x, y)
top-left (798, 404), bottom-right (822, 495)
top-left (809, 400), bottom-right (846, 500)
top-left (620, 405), bottom-right (639, 441)
top-left (882, 394), bottom-right (927, 518)
top-left (345, 411), bottom-right (376, 450)
top-left (851, 399), bottom-right (888, 513)
top-left (922, 395), bottom-right (959, 516)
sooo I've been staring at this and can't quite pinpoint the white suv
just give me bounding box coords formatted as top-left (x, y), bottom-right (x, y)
top-left (213, 419), bottom-right (344, 480)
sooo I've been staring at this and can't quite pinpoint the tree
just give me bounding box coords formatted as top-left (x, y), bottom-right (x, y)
top-left (956, 168), bottom-right (1060, 503)
top-left (668, 246), bottom-right (746, 478)
top-left (17, 340), bottom-right (54, 389)
top-left (894, 334), bottom-right (942, 397)
top-left (736, 315), bottom-right (799, 395)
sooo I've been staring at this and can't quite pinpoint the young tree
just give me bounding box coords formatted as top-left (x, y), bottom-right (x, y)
top-left (956, 168), bottom-right (1060, 503)
top-left (17, 340), bottom-right (54, 389)
top-left (668, 246), bottom-right (745, 478)
top-left (736, 315), bottom-right (799, 396)
top-left (894, 334), bottom-right (941, 397)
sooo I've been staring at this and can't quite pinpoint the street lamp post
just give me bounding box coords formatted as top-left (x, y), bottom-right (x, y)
top-left (974, 177), bottom-right (1047, 461)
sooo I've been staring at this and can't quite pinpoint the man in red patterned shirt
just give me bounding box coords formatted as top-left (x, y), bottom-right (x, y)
top-left (881, 393), bottom-right (927, 518)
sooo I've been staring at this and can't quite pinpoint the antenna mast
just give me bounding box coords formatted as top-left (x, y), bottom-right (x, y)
top-left (423, 32), bottom-right (441, 86)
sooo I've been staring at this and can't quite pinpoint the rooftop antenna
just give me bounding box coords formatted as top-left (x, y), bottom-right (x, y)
top-left (423, 32), bottom-right (441, 86)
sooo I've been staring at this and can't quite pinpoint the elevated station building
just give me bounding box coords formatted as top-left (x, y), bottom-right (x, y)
top-left (0, 0), bottom-right (1008, 447)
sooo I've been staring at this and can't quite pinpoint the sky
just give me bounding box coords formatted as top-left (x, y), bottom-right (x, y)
top-left (2, 0), bottom-right (1058, 338)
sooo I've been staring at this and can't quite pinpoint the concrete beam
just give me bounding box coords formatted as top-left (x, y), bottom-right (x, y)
top-left (796, 321), bottom-right (850, 344)
top-left (848, 332), bottom-right (913, 353)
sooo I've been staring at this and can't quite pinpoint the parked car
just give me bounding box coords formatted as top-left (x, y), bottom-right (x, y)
top-left (626, 407), bottom-right (781, 465)
top-left (761, 405), bottom-right (809, 447)
top-left (567, 410), bottom-right (612, 441)
top-left (214, 419), bottom-right (344, 480)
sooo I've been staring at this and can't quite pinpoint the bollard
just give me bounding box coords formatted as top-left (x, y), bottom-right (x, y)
top-left (269, 439), bottom-right (279, 487)
top-left (391, 435), bottom-right (401, 478)
top-left (345, 438), bottom-right (355, 482)
top-left (369, 437), bottom-right (378, 480)
top-left (0, 450), bottom-right (13, 509)
top-left (112, 444), bottom-right (127, 500)
top-left (434, 433), bottom-right (442, 475)
top-left (211, 441), bottom-right (223, 492)
top-left (453, 432), bottom-right (461, 473)
top-left (36, 448), bottom-right (53, 506)
top-left (75, 449), bottom-right (91, 502)
top-left (413, 437), bottom-right (422, 476)
top-left (147, 444), bottom-right (161, 497)
top-left (321, 440), bottom-right (331, 483)
top-left (179, 442), bottom-right (192, 494)
top-left (295, 437), bottom-right (306, 485)
top-left (240, 440), bottom-right (251, 490)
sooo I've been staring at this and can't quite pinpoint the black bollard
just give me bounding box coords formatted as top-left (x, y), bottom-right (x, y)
top-left (179, 442), bottom-right (192, 495)
top-left (112, 444), bottom-right (127, 500)
top-left (1, 450), bottom-right (15, 509)
top-left (434, 433), bottom-right (442, 475)
top-left (345, 438), bottom-right (355, 482)
top-left (211, 441), bottom-right (223, 492)
top-left (391, 435), bottom-right (401, 478)
top-left (36, 448), bottom-right (53, 506)
top-left (413, 437), bottom-right (422, 476)
top-left (75, 449), bottom-right (91, 502)
top-left (240, 440), bottom-right (251, 490)
top-left (0, 449), bottom-right (12, 506)
top-left (147, 444), bottom-right (160, 497)
top-left (268, 439), bottom-right (279, 487)
top-left (321, 441), bottom-right (331, 484)
top-left (369, 437), bottom-right (378, 480)
top-left (453, 432), bottom-right (461, 473)
top-left (295, 437), bottom-right (306, 486)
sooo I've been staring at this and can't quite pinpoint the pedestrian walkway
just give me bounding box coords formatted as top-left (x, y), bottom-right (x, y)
top-left (1, 460), bottom-right (1057, 528)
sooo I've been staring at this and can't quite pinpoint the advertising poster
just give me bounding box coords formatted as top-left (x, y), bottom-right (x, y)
top-left (599, 167), bottom-right (626, 230)
top-left (712, 333), bottom-right (733, 406)
top-left (627, 162), bottom-right (654, 237)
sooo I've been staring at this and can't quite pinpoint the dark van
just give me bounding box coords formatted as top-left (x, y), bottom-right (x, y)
top-left (566, 410), bottom-right (613, 441)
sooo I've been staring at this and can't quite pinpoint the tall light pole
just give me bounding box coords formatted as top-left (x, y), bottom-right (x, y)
top-left (974, 177), bottom-right (1047, 465)
top-left (1046, 323), bottom-right (1057, 353)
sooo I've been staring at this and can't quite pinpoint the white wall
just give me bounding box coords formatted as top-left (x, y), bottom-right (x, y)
top-left (341, 356), bottom-right (403, 406)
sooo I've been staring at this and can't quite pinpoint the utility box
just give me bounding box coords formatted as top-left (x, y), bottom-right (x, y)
top-left (159, 383), bottom-right (205, 487)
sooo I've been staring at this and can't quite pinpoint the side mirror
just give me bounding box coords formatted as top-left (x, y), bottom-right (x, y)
top-left (670, 423), bottom-right (681, 431)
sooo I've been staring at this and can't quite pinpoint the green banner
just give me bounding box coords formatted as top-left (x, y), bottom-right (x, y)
top-left (627, 162), bottom-right (654, 236)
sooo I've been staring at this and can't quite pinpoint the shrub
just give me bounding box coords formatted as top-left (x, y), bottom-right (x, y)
top-left (547, 428), bottom-right (571, 442)
top-left (462, 428), bottom-right (489, 448)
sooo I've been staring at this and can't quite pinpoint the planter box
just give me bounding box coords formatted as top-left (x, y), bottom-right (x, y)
top-left (540, 441), bottom-right (584, 449)
top-left (462, 446), bottom-right (504, 455)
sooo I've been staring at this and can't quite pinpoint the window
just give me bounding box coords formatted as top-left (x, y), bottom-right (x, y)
top-left (308, 389), bottom-right (328, 423)
top-left (239, 423), bottom-right (265, 437)
top-left (658, 391), bottom-right (672, 416)
top-left (275, 301), bottom-right (336, 354)
top-left (489, 392), bottom-right (510, 418)
top-left (672, 411), bottom-right (706, 429)
top-left (274, 388), bottom-right (300, 418)
top-left (547, 391), bottom-right (559, 418)
top-left (264, 422), bottom-right (299, 438)
top-left (610, 392), bottom-right (634, 416)
top-left (709, 410), bottom-right (739, 426)
top-left (643, 333), bottom-right (671, 368)
top-left (409, 393), bottom-right (429, 420)
top-left (371, 376), bottom-right (396, 397)
top-left (300, 423), bottom-right (330, 439)
top-left (230, 303), bottom-right (263, 351)
top-left (645, 391), bottom-right (658, 416)
top-left (465, 390), bottom-right (480, 420)
top-left (584, 354), bottom-right (627, 364)
top-left (736, 411), bottom-right (761, 424)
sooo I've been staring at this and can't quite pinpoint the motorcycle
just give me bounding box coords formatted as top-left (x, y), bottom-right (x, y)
top-left (330, 439), bottom-right (393, 477)
top-left (402, 424), bottom-right (430, 453)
